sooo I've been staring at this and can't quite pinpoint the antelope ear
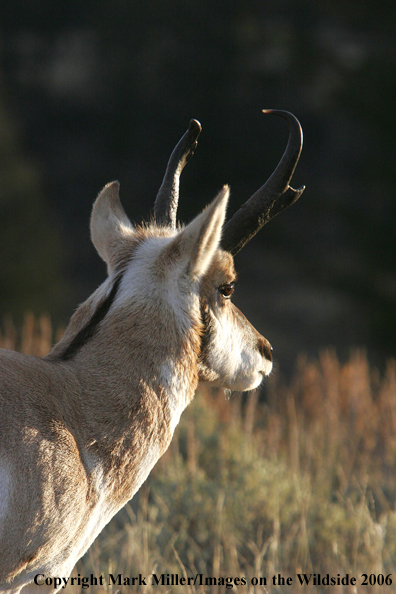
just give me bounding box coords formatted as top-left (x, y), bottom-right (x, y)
top-left (90, 182), bottom-right (134, 274)
top-left (179, 185), bottom-right (229, 280)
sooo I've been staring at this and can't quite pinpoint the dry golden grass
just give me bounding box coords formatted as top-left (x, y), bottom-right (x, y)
top-left (0, 312), bottom-right (63, 356)
top-left (2, 315), bottom-right (396, 593)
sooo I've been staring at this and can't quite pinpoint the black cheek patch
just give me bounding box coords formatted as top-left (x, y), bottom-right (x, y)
top-left (198, 298), bottom-right (212, 362)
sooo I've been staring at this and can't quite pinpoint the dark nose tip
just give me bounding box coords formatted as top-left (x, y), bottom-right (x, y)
top-left (258, 336), bottom-right (273, 362)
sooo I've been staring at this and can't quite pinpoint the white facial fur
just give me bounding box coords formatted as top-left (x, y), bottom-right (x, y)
top-left (203, 304), bottom-right (272, 391)
top-left (196, 249), bottom-right (273, 391)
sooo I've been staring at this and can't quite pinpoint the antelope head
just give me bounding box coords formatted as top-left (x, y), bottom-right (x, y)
top-left (153, 109), bottom-right (304, 391)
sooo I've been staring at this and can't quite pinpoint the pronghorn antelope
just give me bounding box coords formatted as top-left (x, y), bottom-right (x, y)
top-left (0, 110), bottom-right (304, 594)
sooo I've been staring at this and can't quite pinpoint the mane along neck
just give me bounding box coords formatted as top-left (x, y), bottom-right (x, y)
top-left (48, 265), bottom-right (202, 421)
top-left (47, 273), bottom-right (123, 362)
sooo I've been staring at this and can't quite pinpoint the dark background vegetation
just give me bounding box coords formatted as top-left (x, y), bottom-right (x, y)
top-left (1, 1), bottom-right (395, 374)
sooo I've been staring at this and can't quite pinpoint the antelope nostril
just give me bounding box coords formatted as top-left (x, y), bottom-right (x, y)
top-left (258, 337), bottom-right (273, 362)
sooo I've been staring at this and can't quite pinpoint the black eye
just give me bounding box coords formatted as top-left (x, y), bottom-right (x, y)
top-left (219, 283), bottom-right (234, 298)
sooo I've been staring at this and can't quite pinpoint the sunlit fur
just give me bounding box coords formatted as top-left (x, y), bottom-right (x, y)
top-left (198, 251), bottom-right (272, 390)
top-left (0, 182), bottom-right (272, 594)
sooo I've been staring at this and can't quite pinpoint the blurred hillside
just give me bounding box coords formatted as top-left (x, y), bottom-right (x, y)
top-left (0, 1), bottom-right (395, 372)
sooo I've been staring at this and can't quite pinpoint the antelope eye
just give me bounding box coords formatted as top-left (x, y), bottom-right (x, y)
top-left (219, 283), bottom-right (234, 298)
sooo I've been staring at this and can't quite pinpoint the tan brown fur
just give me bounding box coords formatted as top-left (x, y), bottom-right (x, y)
top-left (0, 183), bottom-right (272, 594)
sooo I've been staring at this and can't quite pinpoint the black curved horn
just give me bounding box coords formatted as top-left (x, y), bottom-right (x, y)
top-left (154, 119), bottom-right (202, 228)
top-left (221, 110), bottom-right (305, 256)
